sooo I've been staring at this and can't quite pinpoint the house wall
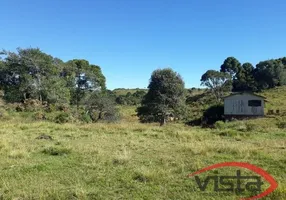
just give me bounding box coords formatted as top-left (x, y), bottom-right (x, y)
top-left (224, 94), bottom-right (264, 116)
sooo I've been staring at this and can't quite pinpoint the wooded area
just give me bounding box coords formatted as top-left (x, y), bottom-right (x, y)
top-left (1, 48), bottom-right (286, 125)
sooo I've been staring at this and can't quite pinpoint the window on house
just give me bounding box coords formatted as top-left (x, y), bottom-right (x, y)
top-left (248, 100), bottom-right (262, 107)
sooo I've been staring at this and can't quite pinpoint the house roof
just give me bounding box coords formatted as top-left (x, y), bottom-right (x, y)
top-left (223, 92), bottom-right (267, 100)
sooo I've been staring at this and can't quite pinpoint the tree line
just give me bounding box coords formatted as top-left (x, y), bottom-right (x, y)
top-left (0, 47), bottom-right (285, 125)
top-left (201, 56), bottom-right (286, 102)
top-left (0, 48), bottom-right (117, 122)
top-left (138, 56), bottom-right (286, 125)
top-left (0, 48), bottom-right (106, 103)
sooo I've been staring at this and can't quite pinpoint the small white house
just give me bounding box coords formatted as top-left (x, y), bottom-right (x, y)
top-left (223, 93), bottom-right (266, 118)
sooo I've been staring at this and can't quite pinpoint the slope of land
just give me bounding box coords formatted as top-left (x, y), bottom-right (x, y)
top-left (262, 86), bottom-right (286, 113)
top-left (0, 87), bottom-right (285, 199)
top-left (0, 118), bottom-right (285, 199)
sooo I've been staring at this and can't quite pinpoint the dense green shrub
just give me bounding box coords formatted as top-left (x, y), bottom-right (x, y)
top-left (202, 104), bottom-right (224, 125)
top-left (80, 113), bottom-right (92, 123)
top-left (54, 112), bottom-right (72, 124)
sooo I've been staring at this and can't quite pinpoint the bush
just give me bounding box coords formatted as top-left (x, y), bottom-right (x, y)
top-left (54, 112), bottom-right (71, 124)
top-left (56, 103), bottom-right (69, 112)
top-left (214, 121), bottom-right (226, 129)
top-left (203, 104), bottom-right (224, 125)
top-left (23, 99), bottom-right (43, 112)
top-left (46, 104), bottom-right (56, 113)
top-left (34, 111), bottom-right (46, 120)
top-left (15, 103), bottom-right (25, 112)
top-left (85, 93), bottom-right (120, 123)
top-left (102, 110), bottom-right (121, 122)
top-left (186, 118), bottom-right (202, 126)
top-left (277, 121), bottom-right (286, 129)
top-left (80, 113), bottom-right (92, 123)
top-left (46, 103), bottom-right (70, 113)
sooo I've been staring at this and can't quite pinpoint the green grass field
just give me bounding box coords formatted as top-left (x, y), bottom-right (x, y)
top-left (0, 87), bottom-right (286, 199)
top-left (0, 110), bottom-right (285, 199)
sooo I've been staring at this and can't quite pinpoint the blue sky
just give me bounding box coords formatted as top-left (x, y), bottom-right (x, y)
top-left (1, 0), bottom-right (285, 89)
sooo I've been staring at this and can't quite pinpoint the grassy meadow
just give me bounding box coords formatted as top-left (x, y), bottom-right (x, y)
top-left (0, 89), bottom-right (286, 199)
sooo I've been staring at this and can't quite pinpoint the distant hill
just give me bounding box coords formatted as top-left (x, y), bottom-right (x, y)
top-left (113, 87), bottom-right (206, 96)
top-left (112, 88), bottom-right (148, 96)
top-left (261, 86), bottom-right (286, 112)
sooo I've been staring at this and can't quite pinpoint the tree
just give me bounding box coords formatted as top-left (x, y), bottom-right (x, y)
top-left (233, 63), bottom-right (257, 92)
top-left (66, 60), bottom-right (105, 95)
top-left (0, 60), bottom-right (6, 90)
top-left (1, 48), bottom-right (61, 102)
top-left (0, 47), bottom-right (108, 114)
top-left (64, 59), bottom-right (106, 113)
top-left (41, 76), bottom-right (71, 104)
top-left (254, 59), bottom-right (286, 90)
top-left (137, 68), bottom-right (186, 126)
top-left (65, 60), bottom-right (106, 92)
top-left (220, 57), bottom-right (241, 78)
top-left (85, 93), bottom-right (119, 122)
top-left (200, 70), bottom-right (232, 102)
top-left (279, 57), bottom-right (286, 66)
